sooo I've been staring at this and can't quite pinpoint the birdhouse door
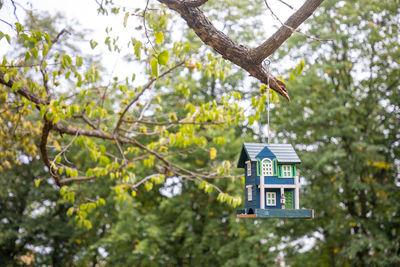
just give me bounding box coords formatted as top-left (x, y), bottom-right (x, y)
top-left (284, 190), bottom-right (294, 209)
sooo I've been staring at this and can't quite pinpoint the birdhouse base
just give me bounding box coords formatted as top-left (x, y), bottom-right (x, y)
top-left (236, 209), bottom-right (314, 219)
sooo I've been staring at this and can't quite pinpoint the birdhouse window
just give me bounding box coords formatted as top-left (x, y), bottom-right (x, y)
top-left (266, 192), bottom-right (276, 206)
top-left (282, 165), bottom-right (292, 178)
top-left (246, 161), bottom-right (251, 176)
top-left (262, 159), bottom-right (273, 176)
top-left (246, 185), bottom-right (253, 201)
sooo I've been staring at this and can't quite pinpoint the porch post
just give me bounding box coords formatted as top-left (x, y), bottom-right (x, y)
top-left (295, 175), bottom-right (300, 209)
top-left (260, 175), bottom-right (265, 209)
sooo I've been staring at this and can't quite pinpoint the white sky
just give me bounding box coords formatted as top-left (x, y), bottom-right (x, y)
top-left (0, 0), bottom-right (303, 80)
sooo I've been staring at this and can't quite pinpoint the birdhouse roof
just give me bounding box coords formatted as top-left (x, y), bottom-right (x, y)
top-left (237, 143), bottom-right (301, 168)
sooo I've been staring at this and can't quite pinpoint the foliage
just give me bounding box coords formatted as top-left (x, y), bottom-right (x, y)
top-left (271, 0), bottom-right (400, 265)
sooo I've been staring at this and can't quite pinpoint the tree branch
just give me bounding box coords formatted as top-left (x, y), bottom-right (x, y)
top-left (157, 0), bottom-right (324, 101)
top-left (0, 70), bottom-right (49, 105)
top-left (183, 0), bottom-right (208, 7)
top-left (40, 120), bottom-right (61, 186)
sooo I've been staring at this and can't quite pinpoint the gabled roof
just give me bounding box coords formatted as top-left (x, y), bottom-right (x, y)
top-left (237, 143), bottom-right (301, 168)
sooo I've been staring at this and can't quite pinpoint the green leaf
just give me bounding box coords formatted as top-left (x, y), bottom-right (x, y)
top-left (66, 207), bottom-right (74, 216)
top-left (249, 116), bottom-right (255, 125)
top-left (157, 50), bottom-right (169, 66)
top-left (134, 41), bottom-right (142, 60)
top-left (76, 56), bottom-right (83, 67)
top-left (5, 34), bottom-right (11, 44)
top-left (300, 59), bottom-right (305, 69)
top-left (155, 31), bottom-right (164, 44)
top-left (83, 219), bottom-right (92, 229)
top-left (123, 12), bottom-right (129, 28)
top-left (3, 73), bottom-right (9, 83)
top-left (150, 58), bottom-right (158, 77)
top-left (90, 40), bottom-right (98, 49)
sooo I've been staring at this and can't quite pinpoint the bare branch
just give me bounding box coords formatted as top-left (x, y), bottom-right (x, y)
top-left (51, 28), bottom-right (70, 44)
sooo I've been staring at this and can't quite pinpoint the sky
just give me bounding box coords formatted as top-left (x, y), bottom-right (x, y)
top-left (0, 0), bottom-right (302, 79)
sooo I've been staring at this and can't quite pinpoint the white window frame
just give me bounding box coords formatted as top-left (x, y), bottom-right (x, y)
top-left (266, 192), bottom-right (276, 206)
top-left (246, 161), bottom-right (251, 176)
top-left (246, 185), bottom-right (253, 201)
top-left (262, 158), bottom-right (273, 177)
top-left (281, 165), bottom-right (292, 178)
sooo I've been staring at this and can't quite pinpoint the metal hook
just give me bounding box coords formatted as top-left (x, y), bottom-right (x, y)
top-left (262, 58), bottom-right (271, 68)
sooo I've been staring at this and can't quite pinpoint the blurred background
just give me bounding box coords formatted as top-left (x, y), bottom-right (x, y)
top-left (0, 0), bottom-right (399, 266)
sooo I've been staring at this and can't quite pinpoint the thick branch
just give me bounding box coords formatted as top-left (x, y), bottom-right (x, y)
top-left (183, 0), bottom-right (208, 7)
top-left (157, 0), bottom-right (324, 101)
top-left (40, 120), bottom-right (61, 186)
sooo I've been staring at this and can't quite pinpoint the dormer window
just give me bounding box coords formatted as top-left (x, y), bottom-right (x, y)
top-left (246, 161), bottom-right (251, 176)
top-left (262, 158), bottom-right (273, 176)
top-left (282, 165), bottom-right (292, 178)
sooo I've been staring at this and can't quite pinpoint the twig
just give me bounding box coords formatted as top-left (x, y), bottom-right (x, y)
top-left (276, 0), bottom-right (294, 10)
top-left (123, 119), bottom-right (225, 126)
top-left (264, 0), bottom-right (332, 42)
top-left (115, 137), bottom-right (127, 166)
top-left (143, 0), bottom-right (157, 52)
top-left (10, 0), bottom-right (20, 22)
top-left (73, 113), bottom-right (98, 129)
top-left (51, 28), bottom-right (70, 44)
top-left (51, 129), bottom-right (80, 166)
top-left (113, 61), bottom-right (185, 134)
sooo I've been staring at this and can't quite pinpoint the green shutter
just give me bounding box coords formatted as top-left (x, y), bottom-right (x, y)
top-left (278, 165), bottom-right (282, 178)
top-left (273, 159), bottom-right (277, 176)
top-left (293, 165), bottom-right (296, 177)
top-left (256, 158), bottom-right (261, 176)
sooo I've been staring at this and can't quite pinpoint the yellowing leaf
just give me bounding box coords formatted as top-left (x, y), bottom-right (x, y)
top-left (123, 12), bottom-right (129, 27)
top-left (349, 222), bottom-right (357, 227)
top-left (150, 58), bottom-right (158, 77)
top-left (372, 161), bottom-right (389, 169)
top-left (134, 41), bottom-right (142, 60)
top-left (35, 179), bottom-right (41, 187)
top-left (155, 31), bottom-right (164, 44)
top-left (54, 140), bottom-right (61, 151)
top-left (4, 160), bottom-right (11, 169)
top-left (210, 148), bottom-right (217, 160)
top-left (131, 190), bottom-right (137, 197)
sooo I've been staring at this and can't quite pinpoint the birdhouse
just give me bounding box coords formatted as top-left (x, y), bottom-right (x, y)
top-left (236, 143), bottom-right (314, 219)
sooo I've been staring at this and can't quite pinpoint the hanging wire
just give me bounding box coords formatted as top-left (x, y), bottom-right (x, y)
top-left (263, 59), bottom-right (271, 144)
